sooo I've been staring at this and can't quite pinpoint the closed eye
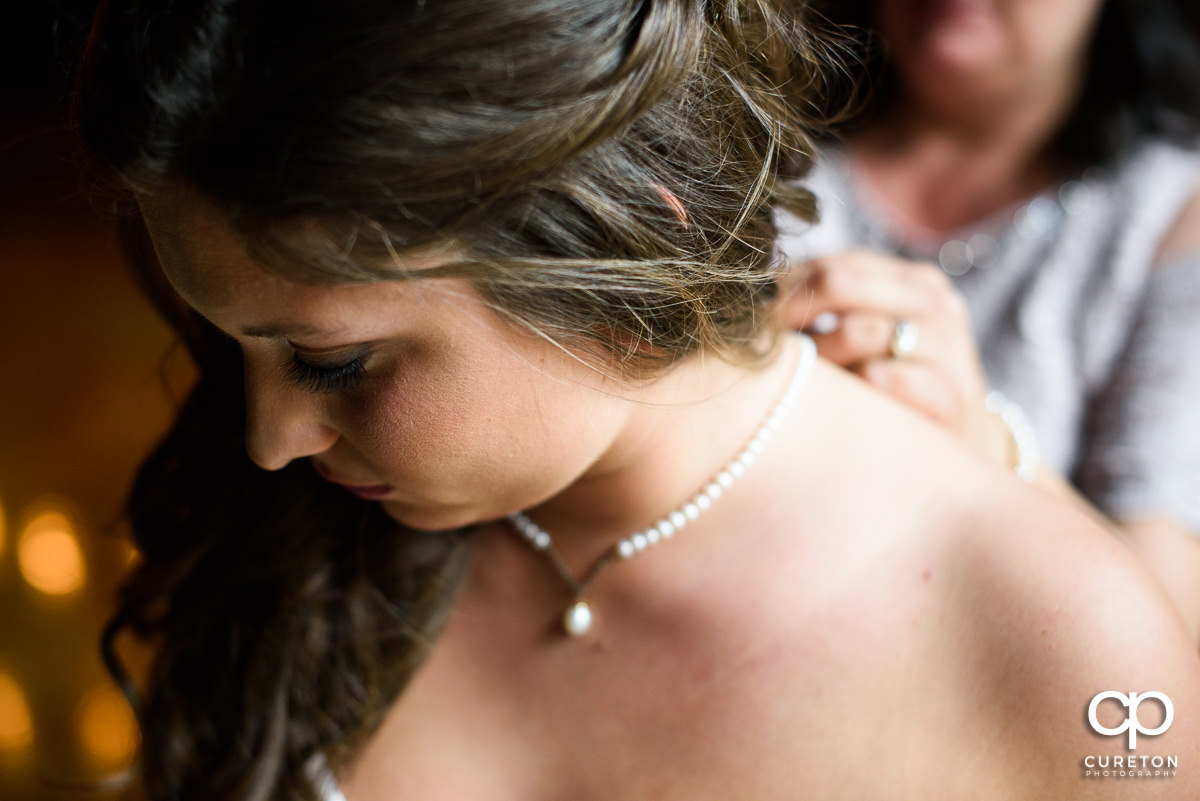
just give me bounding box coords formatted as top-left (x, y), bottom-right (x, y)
top-left (284, 353), bottom-right (367, 394)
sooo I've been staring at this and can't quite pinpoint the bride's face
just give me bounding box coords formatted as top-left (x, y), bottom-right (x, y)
top-left (138, 189), bottom-right (636, 532)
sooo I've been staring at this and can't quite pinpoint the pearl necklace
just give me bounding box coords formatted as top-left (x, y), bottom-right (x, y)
top-left (507, 335), bottom-right (817, 636)
top-left (829, 148), bottom-right (1101, 277)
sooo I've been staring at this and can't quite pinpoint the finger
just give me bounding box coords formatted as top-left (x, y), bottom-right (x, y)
top-left (809, 311), bottom-right (895, 366)
top-left (856, 359), bottom-right (961, 426)
top-left (802, 251), bottom-right (948, 320)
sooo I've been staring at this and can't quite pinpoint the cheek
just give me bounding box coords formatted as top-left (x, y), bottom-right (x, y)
top-left (1018, 0), bottom-right (1103, 63)
top-left (339, 361), bottom-right (481, 474)
top-left (336, 352), bottom-right (612, 486)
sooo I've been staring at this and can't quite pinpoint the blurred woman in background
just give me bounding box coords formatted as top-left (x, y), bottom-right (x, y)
top-left (780, 0), bottom-right (1200, 638)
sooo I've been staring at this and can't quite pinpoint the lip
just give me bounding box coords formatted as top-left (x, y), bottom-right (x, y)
top-left (312, 461), bottom-right (393, 500)
top-left (338, 484), bottom-right (394, 500)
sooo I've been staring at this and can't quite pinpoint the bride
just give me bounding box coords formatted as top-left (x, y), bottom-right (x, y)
top-left (78, 0), bottom-right (1198, 798)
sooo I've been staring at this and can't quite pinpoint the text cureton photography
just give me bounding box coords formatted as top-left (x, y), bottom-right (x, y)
top-left (1083, 691), bottom-right (1179, 779)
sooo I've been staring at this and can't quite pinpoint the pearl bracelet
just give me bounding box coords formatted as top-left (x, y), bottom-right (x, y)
top-left (985, 390), bottom-right (1039, 482)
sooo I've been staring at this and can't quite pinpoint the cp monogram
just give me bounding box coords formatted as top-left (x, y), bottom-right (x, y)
top-left (1088, 691), bottom-right (1174, 749)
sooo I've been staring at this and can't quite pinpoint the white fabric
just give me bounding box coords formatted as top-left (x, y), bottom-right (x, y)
top-left (305, 752), bottom-right (348, 801)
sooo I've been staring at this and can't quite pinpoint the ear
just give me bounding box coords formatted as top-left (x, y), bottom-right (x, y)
top-left (652, 184), bottom-right (689, 228)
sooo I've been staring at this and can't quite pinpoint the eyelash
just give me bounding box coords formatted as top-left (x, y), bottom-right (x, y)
top-left (285, 353), bottom-right (368, 394)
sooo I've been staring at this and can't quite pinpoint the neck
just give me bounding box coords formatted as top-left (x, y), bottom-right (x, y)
top-left (849, 71), bottom-right (1082, 234)
top-left (515, 334), bottom-right (800, 572)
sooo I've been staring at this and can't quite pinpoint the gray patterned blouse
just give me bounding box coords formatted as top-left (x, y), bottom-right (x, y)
top-left (776, 140), bottom-right (1200, 533)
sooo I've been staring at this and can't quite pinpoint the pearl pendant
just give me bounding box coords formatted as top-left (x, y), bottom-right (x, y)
top-left (507, 337), bottom-right (817, 639)
top-left (563, 600), bottom-right (593, 636)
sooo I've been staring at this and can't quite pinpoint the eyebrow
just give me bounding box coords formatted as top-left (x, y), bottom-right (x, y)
top-left (240, 323), bottom-right (334, 339)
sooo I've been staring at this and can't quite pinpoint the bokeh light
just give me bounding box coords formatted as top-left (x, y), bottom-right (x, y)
top-left (124, 540), bottom-right (141, 570)
top-left (0, 494), bottom-right (7, 561)
top-left (0, 671), bottom-right (34, 751)
top-left (17, 508), bottom-right (86, 596)
top-left (74, 682), bottom-right (138, 769)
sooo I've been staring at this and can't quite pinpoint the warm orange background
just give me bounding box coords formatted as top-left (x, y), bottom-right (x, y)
top-left (1, 4), bottom-right (186, 798)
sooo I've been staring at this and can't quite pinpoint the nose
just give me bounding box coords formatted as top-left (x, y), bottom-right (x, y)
top-left (242, 361), bottom-right (339, 471)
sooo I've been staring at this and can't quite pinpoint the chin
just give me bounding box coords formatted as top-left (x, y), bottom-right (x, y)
top-left (379, 498), bottom-right (494, 532)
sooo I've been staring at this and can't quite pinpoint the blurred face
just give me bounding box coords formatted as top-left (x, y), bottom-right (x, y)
top-left (875, 0), bottom-right (1105, 115)
top-left (139, 190), bottom-right (637, 532)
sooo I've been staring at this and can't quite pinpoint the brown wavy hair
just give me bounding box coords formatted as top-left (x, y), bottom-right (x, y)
top-left (76, 1), bottom-right (853, 798)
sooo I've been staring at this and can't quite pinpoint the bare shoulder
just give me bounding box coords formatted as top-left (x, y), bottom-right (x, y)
top-left (799, 363), bottom-right (1200, 797)
top-left (1156, 187), bottom-right (1200, 260)
top-left (939, 477), bottom-right (1200, 798)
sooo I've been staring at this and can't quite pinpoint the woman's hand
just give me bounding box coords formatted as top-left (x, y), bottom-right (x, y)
top-left (784, 248), bottom-right (1013, 468)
